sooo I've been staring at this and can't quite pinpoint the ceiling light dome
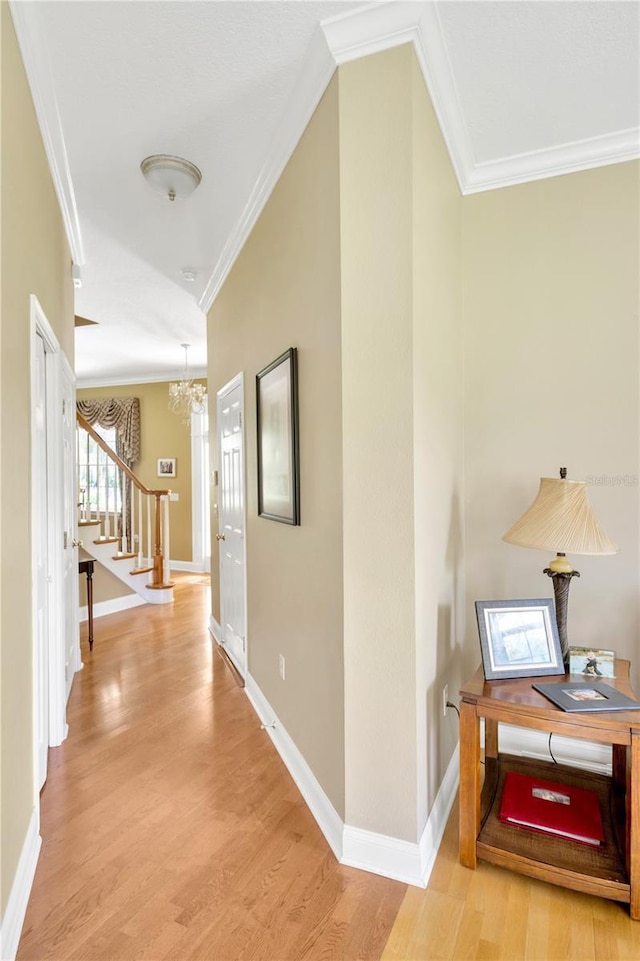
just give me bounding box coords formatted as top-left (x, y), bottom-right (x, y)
top-left (140, 154), bottom-right (202, 202)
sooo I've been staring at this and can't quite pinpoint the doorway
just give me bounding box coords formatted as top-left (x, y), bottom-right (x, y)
top-left (216, 374), bottom-right (247, 676)
top-left (30, 296), bottom-right (78, 793)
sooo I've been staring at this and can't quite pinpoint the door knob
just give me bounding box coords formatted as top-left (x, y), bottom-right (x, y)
top-left (72, 539), bottom-right (83, 548)
top-left (216, 533), bottom-right (226, 541)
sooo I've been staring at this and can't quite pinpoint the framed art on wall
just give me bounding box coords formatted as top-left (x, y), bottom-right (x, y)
top-left (157, 458), bottom-right (176, 478)
top-left (475, 598), bottom-right (564, 680)
top-left (256, 347), bottom-right (300, 525)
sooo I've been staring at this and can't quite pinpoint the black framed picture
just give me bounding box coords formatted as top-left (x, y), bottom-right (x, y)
top-left (475, 598), bottom-right (564, 680)
top-left (256, 347), bottom-right (300, 525)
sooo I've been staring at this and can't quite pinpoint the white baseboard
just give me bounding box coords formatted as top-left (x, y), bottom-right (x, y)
top-left (208, 615), bottom-right (222, 645)
top-left (169, 560), bottom-right (210, 573)
top-left (79, 593), bottom-right (145, 622)
top-left (342, 745), bottom-right (459, 887)
top-left (244, 674), bottom-right (344, 860)
top-left (243, 673), bottom-right (459, 887)
top-left (418, 743), bottom-right (459, 884)
top-left (497, 723), bottom-right (612, 775)
top-left (0, 807), bottom-right (41, 961)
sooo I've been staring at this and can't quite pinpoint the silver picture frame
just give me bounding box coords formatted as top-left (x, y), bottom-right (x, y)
top-left (475, 598), bottom-right (564, 680)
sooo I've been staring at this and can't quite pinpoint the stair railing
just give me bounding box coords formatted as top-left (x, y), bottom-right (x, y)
top-left (76, 412), bottom-right (173, 588)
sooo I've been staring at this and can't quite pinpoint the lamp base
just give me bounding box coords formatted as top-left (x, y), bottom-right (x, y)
top-left (543, 566), bottom-right (580, 666)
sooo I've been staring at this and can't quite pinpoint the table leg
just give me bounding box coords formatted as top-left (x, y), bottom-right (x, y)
top-left (459, 698), bottom-right (480, 869)
top-left (612, 743), bottom-right (627, 791)
top-left (485, 717), bottom-right (499, 761)
top-left (86, 567), bottom-right (94, 651)
top-left (629, 732), bottom-right (640, 920)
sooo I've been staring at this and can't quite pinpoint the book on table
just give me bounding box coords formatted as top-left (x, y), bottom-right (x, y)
top-left (533, 680), bottom-right (640, 713)
top-left (499, 771), bottom-right (604, 846)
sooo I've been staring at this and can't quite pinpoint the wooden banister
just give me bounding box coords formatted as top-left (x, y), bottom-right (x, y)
top-left (76, 412), bottom-right (170, 497)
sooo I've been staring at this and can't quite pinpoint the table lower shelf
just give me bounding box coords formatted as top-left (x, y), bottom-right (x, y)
top-left (478, 754), bottom-right (629, 904)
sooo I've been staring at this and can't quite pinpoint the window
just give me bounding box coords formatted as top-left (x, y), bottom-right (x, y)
top-left (78, 425), bottom-right (122, 515)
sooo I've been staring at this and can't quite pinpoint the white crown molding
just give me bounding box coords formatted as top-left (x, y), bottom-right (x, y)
top-left (199, 0), bottom-right (640, 313)
top-left (464, 127), bottom-right (640, 194)
top-left (76, 368), bottom-right (207, 389)
top-left (412, 2), bottom-right (474, 192)
top-left (198, 27), bottom-right (337, 315)
top-left (321, 0), bottom-right (422, 65)
top-left (0, 807), bottom-right (41, 961)
top-left (9, 1), bottom-right (85, 265)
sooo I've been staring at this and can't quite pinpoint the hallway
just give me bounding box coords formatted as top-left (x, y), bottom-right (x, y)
top-left (17, 577), bottom-right (405, 960)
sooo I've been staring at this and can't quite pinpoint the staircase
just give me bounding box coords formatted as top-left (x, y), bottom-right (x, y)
top-left (77, 412), bottom-right (174, 604)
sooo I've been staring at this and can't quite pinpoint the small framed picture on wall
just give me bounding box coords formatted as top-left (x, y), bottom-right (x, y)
top-left (157, 458), bottom-right (176, 478)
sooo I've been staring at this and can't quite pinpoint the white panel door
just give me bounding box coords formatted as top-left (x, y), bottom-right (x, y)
top-left (217, 376), bottom-right (247, 675)
top-left (61, 358), bottom-right (80, 695)
top-left (33, 331), bottom-right (49, 790)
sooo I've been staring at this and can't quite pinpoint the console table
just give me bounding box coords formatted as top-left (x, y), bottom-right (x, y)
top-left (459, 661), bottom-right (640, 919)
top-left (78, 558), bottom-right (95, 650)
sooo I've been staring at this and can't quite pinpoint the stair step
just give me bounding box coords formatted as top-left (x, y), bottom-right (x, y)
top-left (79, 520), bottom-right (101, 527)
top-left (94, 536), bottom-right (119, 545)
top-left (130, 566), bottom-right (154, 576)
top-left (112, 552), bottom-right (136, 561)
top-left (147, 581), bottom-right (175, 590)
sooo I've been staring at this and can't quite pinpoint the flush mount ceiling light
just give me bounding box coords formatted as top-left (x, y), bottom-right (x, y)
top-left (140, 154), bottom-right (202, 202)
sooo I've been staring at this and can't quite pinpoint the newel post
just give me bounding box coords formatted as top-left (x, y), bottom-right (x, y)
top-left (152, 491), bottom-right (164, 586)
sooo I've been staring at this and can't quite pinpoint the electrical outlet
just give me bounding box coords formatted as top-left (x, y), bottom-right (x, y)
top-left (442, 684), bottom-right (449, 717)
top-left (279, 654), bottom-right (286, 681)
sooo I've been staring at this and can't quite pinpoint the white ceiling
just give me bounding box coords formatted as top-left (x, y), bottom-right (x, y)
top-left (11, 0), bottom-right (640, 387)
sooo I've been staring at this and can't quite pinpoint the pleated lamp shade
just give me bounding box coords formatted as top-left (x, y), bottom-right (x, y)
top-left (502, 477), bottom-right (619, 556)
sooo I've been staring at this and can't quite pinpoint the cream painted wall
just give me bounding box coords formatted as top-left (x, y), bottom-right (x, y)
top-left (411, 57), bottom-right (465, 834)
top-left (1, 4), bottom-right (74, 914)
top-left (463, 162), bottom-right (640, 692)
top-left (339, 47), bottom-right (418, 841)
top-left (78, 381), bottom-right (204, 606)
top-left (207, 78), bottom-right (345, 815)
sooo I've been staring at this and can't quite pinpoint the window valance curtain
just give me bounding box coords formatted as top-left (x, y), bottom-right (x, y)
top-left (76, 397), bottom-right (141, 467)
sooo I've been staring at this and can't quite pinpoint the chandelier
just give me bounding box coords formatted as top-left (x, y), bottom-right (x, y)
top-left (168, 344), bottom-right (207, 424)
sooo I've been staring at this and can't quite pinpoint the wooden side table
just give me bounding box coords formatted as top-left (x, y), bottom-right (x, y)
top-left (459, 660), bottom-right (640, 919)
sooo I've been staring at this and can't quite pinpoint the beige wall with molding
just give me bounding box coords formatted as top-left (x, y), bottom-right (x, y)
top-left (411, 55), bottom-right (466, 832)
top-left (339, 47), bottom-right (418, 841)
top-left (462, 161), bottom-right (640, 692)
top-left (77, 380), bottom-right (205, 605)
top-left (208, 77), bottom-right (345, 816)
top-left (1, 4), bottom-right (75, 914)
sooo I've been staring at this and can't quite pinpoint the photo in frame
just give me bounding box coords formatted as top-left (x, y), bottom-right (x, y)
top-left (157, 458), bottom-right (176, 478)
top-left (569, 646), bottom-right (616, 679)
top-left (256, 347), bottom-right (299, 525)
top-left (475, 598), bottom-right (564, 680)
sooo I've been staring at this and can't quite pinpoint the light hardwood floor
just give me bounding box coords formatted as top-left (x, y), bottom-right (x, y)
top-left (17, 575), bottom-right (640, 960)
top-left (17, 576), bottom-right (405, 961)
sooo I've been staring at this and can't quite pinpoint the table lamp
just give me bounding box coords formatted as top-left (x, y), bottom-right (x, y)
top-left (502, 467), bottom-right (619, 665)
